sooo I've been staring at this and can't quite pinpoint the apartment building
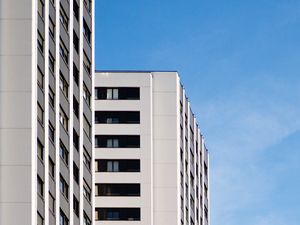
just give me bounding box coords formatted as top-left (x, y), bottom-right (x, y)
top-left (0, 0), bottom-right (94, 225)
top-left (94, 71), bottom-right (210, 225)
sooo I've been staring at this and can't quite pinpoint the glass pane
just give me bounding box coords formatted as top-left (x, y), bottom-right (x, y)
top-left (107, 161), bottom-right (113, 172)
top-left (107, 89), bottom-right (112, 99)
top-left (113, 89), bottom-right (118, 99)
top-left (113, 139), bottom-right (119, 148)
top-left (113, 161), bottom-right (119, 172)
top-left (107, 139), bottom-right (112, 148)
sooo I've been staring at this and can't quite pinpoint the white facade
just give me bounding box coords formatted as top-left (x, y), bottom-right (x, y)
top-left (94, 71), bottom-right (210, 225)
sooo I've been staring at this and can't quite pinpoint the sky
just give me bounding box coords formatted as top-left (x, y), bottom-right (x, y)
top-left (95, 1), bottom-right (300, 225)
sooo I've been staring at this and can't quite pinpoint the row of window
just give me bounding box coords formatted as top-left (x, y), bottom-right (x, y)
top-left (95, 87), bottom-right (140, 100)
top-left (95, 183), bottom-right (140, 197)
top-left (95, 111), bottom-right (140, 124)
top-left (95, 208), bottom-right (140, 221)
top-left (95, 135), bottom-right (140, 148)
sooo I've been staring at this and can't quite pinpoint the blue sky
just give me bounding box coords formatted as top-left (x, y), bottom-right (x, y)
top-left (95, 1), bottom-right (300, 224)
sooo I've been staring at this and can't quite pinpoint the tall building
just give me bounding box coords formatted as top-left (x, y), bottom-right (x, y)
top-left (0, 0), bottom-right (94, 225)
top-left (94, 71), bottom-right (210, 225)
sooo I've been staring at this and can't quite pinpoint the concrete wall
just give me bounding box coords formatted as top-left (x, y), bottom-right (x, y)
top-left (0, 0), bottom-right (33, 224)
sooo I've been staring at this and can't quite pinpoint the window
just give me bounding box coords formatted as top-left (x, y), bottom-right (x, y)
top-left (83, 19), bottom-right (91, 43)
top-left (59, 107), bottom-right (68, 131)
top-left (73, 196), bottom-right (79, 216)
top-left (73, 163), bottom-right (79, 184)
top-left (204, 206), bottom-right (208, 220)
top-left (73, 0), bottom-right (79, 21)
top-left (83, 180), bottom-right (91, 202)
top-left (59, 176), bottom-right (69, 199)
top-left (60, 7), bottom-right (69, 31)
top-left (84, 0), bottom-right (91, 13)
top-left (38, 0), bottom-right (44, 18)
top-left (83, 149), bottom-right (91, 170)
top-left (49, 193), bottom-right (55, 214)
top-left (204, 184), bottom-right (208, 198)
top-left (37, 212), bottom-right (44, 225)
top-left (49, 122), bottom-right (55, 142)
top-left (73, 31), bottom-right (79, 53)
top-left (95, 111), bottom-right (140, 124)
top-left (95, 87), bottom-right (140, 100)
top-left (37, 67), bottom-right (44, 89)
top-left (49, 17), bottom-right (55, 38)
top-left (60, 73), bottom-right (68, 97)
top-left (83, 52), bottom-right (91, 74)
top-left (59, 141), bottom-right (69, 165)
top-left (60, 40), bottom-right (69, 64)
top-left (204, 163), bottom-right (208, 176)
top-left (96, 159), bottom-right (140, 173)
top-left (37, 31), bottom-right (44, 53)
top-left (83, 213), bottom-right (91, 225)
top-left (49, 157), bottom-right (55, 177)
top-left (73, 129), bottom-right (79, 150)
top-left (49, 52), bottom-right (55, 73)
top-left (37, 103), bottom-right (44, 125)
top-left (83, 116), bottom-right (91, 138)
top-left (37, 139), bottom-right (44, 160)
top-left (96, 208), bottom-right (140, 221)
top-left (73, 64), bottom-right (79, 85)
top-left (83, 84), bottom-right (91, 106)
top-left (73, 97), bottom-right (79, 118)
top-left (96, 184), bottom-right (140, 197)
top-left (60, 210), bottom-right (69, 225)
top-left (49, 87), bottom-right (55, 108)
top-left (95, 135), bottom-right (140, 148)
top-left (37, 175), bottom-right (44, 197)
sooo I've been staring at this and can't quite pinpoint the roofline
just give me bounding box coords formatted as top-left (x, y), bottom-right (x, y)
top-left (95, 70), bottom-right (178, 73)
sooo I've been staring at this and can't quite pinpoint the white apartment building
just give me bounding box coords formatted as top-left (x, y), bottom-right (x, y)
top-left (0, 0), bottom-right (94, 225)
top-left (94, 71), bottom-right (210, 225)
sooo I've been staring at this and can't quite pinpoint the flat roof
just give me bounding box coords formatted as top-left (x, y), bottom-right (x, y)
top-left (95, 70), bottom-right (178, 73)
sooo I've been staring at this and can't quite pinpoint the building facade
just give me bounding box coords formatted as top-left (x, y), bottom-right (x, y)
top-left (0, 0), bottom-right (94, 225)
top-left (94, 71), bottom-right (210, 225)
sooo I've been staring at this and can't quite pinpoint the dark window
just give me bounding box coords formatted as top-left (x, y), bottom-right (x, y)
top-left (95, 135), bottom-right (140, 148)
top-left (73, 64), bottom-right (79, 85)
top-left (95, 87), bottom-right (140, 100)
top-left (83, 148), bottom-right (91, 170)
top-left (37, 175), bottom-right (44, 197)
top-left (49, 157), bottom-right (55, 177)
top-left (84, 213), bottom-right (91, 225)
top-left (83, 19), bottom-right (91, 43)
top-left (73, 97), bottom-right (79, 118)
top-left (95, 111), bottom-right (140, 124)
top-left (73, 162), bottom-right (79, 184)
top-left (73, 0), bottom-right (79, 21)
top-left (37, 139), bottom-right (44, 160)
top-left (84, 0), bottom-right (91, 13)
top-left (49, 87), bottom-right (55, 108)
top-left (59, 175), bottom-right (69, 199)
top-left (37, 31), bottom-right (44, 53)
top-left (83, 83), bottom-right (91, 106)
top-left (60, 210), bottom-right (69, 225)
top-left (83, 180), bottom-right (91, 202)
top-left (59, 40), bottom-right (69, 64)
top-left (95, 208), bottom-right (140, 221)
top-left (49, 193), bottom-right (55, 214)
top-left (73, 195), bottom-right (79, 217)
top-left (49, 17), bottom-right (55, 38)
top-left (83, 51), bottom-right (91, 74)
top-left (60, 6), bottom-right (69, 31)
top-left (59, 141), bottom-right (69, 165)
top-left (49, 52), bottom-right (55, 73)
top-left (96, 184), bottom-right (140, 197)
top-left (73, 31), bottom-right (79, 53)
top-left (96, 159), bottom-right (140, 172)
top-left (37, 66), bottom-right (44, 89)
top-left (73, 129), bottom-right (79, 150)
top-left (49, 122), bottom-right (55, 142)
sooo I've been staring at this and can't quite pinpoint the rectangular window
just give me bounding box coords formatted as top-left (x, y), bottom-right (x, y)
top-left (96, 184), bottom-right (140, 197)
top-left (83, 149), bottom-right (91, 170)
top-left (95, 135), bottom-right (140, 148)
top-left (49, 87), bottom-right (55, 108)
top-left (60, 210), bottom-right (69, 225)
top-left (49, 122), bottom-right (55, 142)
top-left (73, 31), bottom-right (79, 53)
top-left (73, 0), bottom-right (79, 21)
top-left (37, 67), bottom-right (44, 89)
top-left (59, 141), bottom-right (69, 165)
top-left (73, 196), bottom-right (79, 217)
top-left (60, 6), bottom-right (69, 31)
top-left (83, 213), bottom-right (91, 225)
top-left (37, 175), bottom-right (44, 197)
top-left (60, 40), bottom-right (69, 64)
top-left (37, 31), bottom-right (44, 53)
top-left (60, 73), bottom-right (68, 97)
top-left (83, 84), bottom-right (91, 106)
top-left (73, 129), bottom-right (79, 150)
top-left (59, 107), bottom-right (68, 131)
top-left (95, 208), bottom-right (140, 221)
top-left (83, 180), bottom-right (91, 202)
top-left (49, 193), bottom-right (55, 214)
top-left (96, 159), bottom-right (140, 172)
top-left (73, 162), bottom-right (79, 184)
top-left (73, 97), bottom-right (79, 118)
top-left (83, 116), bottom-right (91, 138)
top-left (37, 139), bottom-right (44, 160)
top-left (59, 175), bottom-right (69, 199)
top-left (83, 52), bottom-right (91, 74)
top-left (95, 87), bottom-right (140, 100)
top-left (73, 64), bottom-right (79, 85)
top-left (83, 19), bottom-right (91, 43)
top-left (49, 17), bottom-right (55, 38)
top-left (49, 157), bottom-right (55, 177)
top-left (95, 111), bottom-right (140, 124)
top-left (49, 52), bottom-right (55, 73)
top-left (37, 103), bottom-right (44, 125)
